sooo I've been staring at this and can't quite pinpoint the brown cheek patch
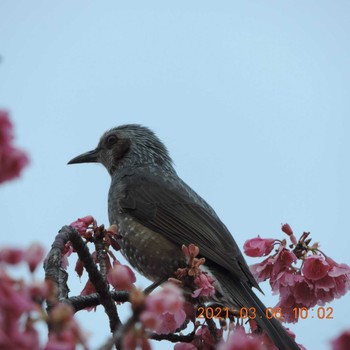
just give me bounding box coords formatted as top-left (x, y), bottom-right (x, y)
top-left (114, 139), bottom-right (131, 161)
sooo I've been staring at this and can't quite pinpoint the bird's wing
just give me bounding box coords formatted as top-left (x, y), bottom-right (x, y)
top-left (119, 173), bottom-right (260, 290)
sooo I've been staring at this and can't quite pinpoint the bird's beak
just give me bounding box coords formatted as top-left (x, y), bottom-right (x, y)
top-left (67, 149), bottom-right (100, 165)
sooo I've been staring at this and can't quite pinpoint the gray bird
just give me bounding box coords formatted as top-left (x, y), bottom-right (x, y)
top-left (68, 124), bottom-right (300, 350)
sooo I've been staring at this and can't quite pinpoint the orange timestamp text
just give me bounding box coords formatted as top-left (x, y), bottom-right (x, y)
top-left (196, 306), bottom-right (334, 320)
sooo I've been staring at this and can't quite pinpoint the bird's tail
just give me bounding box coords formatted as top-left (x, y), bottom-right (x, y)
top-left (214, 270), bottom-right (301, 350)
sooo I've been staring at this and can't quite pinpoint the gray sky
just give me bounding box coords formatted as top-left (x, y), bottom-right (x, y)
top-left (1, 1), bottom-right (349, 349)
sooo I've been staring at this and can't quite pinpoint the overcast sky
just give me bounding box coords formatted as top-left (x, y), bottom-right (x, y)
top-left (1, 1), bottom-right (349, 349)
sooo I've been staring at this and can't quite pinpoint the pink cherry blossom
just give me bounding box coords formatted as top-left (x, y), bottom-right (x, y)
top-left (218, 325), bottom-right (263, 350)
top-left (331, 329), bottom-right (350, 350)
top-left (195, 325), bottom-right (221, 349)
top-left (0, 319), bottom-right (40, 350)
top-left (281, 223), bottom-right (293, 236)
top-left (80, 279), bottom-right (96, 296)
top-left (29, 281), bottom-right (49, 300)
top-left (75, 258), bottom-right (84, 278)
top-left (24, 243), bottom-right (45, 273)
top-left (0, 110), bottom-right (12, 145)
top-left (61, 245), bottom-right (73, 269)
top-left (45, 303), bottom-right (88, 350)
top-left (302, 255), bottom-right (331, 280)
top-left (70, 216), bottom-right (95, 234)
top-left (0, 110), bottom-right (29, 184)
top-left (176, 325), bottom-right (222, 350)
top-left (318, 258), bottom-right (350, 300)
top-left (0, 269), bottom-right (35, 318)
top-left (250, 246), bottom-right (296, 284)
top-left (174, 342), bottom-right (198, 350)
top-left (243, 236), bottom-right (276, 257)
top-left (273, 248), bottom-right (297, 274)
top-left (246, 224), bottom-right (350, 323)
top-left (250, 256), bottom-right (274, 283)
top-left (0, 247), bottom-right (24, 265)
top-left (259, 327), bottom-right (306, 350)
top-left (281, 223), bottom-right (298, 245)
top-left (192, 272), bottom-right (216, 298)
top-left (0, 258), bottom-right (50, 350)
top-left (292, 277), bottom-right (316, 306)
top-left (122, 328), bottom-right (151, 350)
top-left (140, 283), bottom-right (186, 334)
top-left (278, 255), bottom-right (348, 321)
top-left (182, 243), bottom-right (200, 259)
top-left (270, 271), bottom-right (295, 296)
top-left (107, 261), bottom-right (136, 291)
top-left (79, 280), bottom-right (98, 309)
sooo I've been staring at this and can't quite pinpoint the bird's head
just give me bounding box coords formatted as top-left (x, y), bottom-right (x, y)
top-left (68, 124), bottom-right (173, 175)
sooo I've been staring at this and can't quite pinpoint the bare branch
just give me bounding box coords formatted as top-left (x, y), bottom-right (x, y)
top-left (68, 291), bottom-right (129, 312)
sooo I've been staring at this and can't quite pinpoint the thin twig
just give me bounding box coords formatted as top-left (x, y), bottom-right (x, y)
top-left (150, 331), bottom-right (195, 343)
top-left (68, 291), bottom-right (129, 312)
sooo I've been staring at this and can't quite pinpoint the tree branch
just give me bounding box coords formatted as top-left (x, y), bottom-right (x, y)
top-left (44, 225), bottom-right (122, 337)
top-left (150, 331), bottom-right (195, 343)
top-left (68, 291), bottom-right (129, 312)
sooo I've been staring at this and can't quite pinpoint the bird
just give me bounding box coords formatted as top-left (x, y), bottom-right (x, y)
top-left (68, 124), bottom-right (300, 350)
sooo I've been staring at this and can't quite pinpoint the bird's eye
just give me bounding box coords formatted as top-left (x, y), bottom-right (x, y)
top-left (105, 135), bottom-right (118, 148)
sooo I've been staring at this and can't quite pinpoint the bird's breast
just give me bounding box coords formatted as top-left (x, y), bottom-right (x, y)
top-left (117, 216), bottom-right (186, 282)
